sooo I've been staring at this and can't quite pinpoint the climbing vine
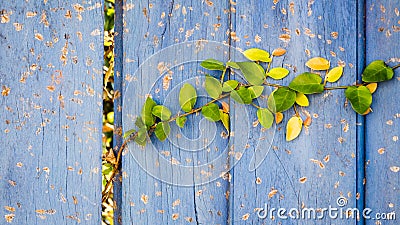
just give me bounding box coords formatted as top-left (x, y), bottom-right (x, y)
top-left (102, 47), bottom-right (399, 199)
top-left (126, 47), bottom-right (398, 142)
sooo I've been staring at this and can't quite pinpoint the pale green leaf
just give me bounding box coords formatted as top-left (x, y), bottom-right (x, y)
top-left (257, 108), bottom-right (274, 129)
top-left (201, 58), bottom-right (225, 71)
top-left (289, 72), bottom-right (324, 94)
top-left (135, 127), bottom-right (147, 146)
top-left (231, 86), bottom-right (252, 104)
top-left (201, 103), bottom-right (221, 122)
top-left (248, 86), bottom-right (264, 99)
top-left (237, 62), bottom-right (265, 86)
top-left (176, 116), bottom-right (187, 128)
top-left (222, 80), bottom-right (239, 92)
top-left (226, 61), bottom-right (240, 69)
top-left (205, 75), bottom-right (222, 99)
top-left (123, 129), bottom-right (136, 139)
top-left (141, 97), bottom-right (157, 126)
top-left (154, 122), bottom-right (171, 141)
top-left (152, 105), bottom-right (172, 121)
top-left (179, 83), bottom-right (197, 112)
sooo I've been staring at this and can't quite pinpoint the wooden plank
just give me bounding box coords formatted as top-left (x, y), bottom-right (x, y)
top-left (365, 1), bottom-right (400, 224)
top-left (119, 1), bottom-right (233, 224)
top-left (230, 1), bottom-right (360, 224)
top-left (0, 1), bottom-right (103, 224)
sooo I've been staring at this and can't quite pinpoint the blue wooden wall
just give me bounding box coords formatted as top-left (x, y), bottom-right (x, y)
top-left (0, 0), bottom-right (399, 224)
top-left (116, 0), bottom-right (399, 225)
top-left (0, 1), bottom-right (103, 224)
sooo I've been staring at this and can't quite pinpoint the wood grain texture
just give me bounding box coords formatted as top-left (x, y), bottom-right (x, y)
top-left (229, 1), bottom-right (359, 224)
top-left (365, 1), bottom-right (400, 224)
top-left (0, 1), bottom-right (103, 224)
top-left (119, 1), bottom-right (232, 224)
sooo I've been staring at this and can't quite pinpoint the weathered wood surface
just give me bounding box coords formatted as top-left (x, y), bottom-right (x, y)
top-left (119, 1), bottom-right (232, 224)
top-left (118, 0), bottom-right (377, 224)
top-left (365, 1), bottom-right (399, 225)
top-left (0, 1), bottom-right (103, 224)
top-left (230, 1), bottom-right (360, 224)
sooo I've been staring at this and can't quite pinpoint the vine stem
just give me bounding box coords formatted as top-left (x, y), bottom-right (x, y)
top-left (293, 104), bottom-right (300, 117)
top-left (103, 93), bottom-right (231, 201)
top-left (392, 63), bottom-right (400, 70)
top-left (220, 68), bottom-right (227, 82)
top-left (102, 132), bottom-right (138, 202)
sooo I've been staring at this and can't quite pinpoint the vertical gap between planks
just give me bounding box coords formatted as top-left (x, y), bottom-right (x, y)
top-left (113, 0), bottom-right (124, 224)
top-left (227, 0), bottom-right (235, 224)
top-left (356, 0), bottom-right (366, 224)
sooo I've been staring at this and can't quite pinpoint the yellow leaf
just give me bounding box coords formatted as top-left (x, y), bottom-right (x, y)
top-left (326, 66), bottom-right (344, 82)
top-left (286, 116), bottom-right (303, 141)
top-left (275, 112), bottom-right (284, 124)
top-left (220, 110), bottom-right (230, 132)
top-left (366, 83), bottom-right (377, 94)
top-left (305, 57), bottom-right (330, 70)
top-left (295, 92), bottom-right (309, 106)
top-left (243, 48), bottom-right (271, 62)
top-left (272, 48), bottom-right (286, 57)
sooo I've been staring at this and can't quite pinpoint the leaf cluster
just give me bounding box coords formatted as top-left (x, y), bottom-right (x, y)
top-left (127, 48), bottom-right (396, 143)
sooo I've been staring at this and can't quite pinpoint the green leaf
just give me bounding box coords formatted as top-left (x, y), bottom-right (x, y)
top-left (135, 116), bottom-right (145, 128)
top-left (220, 110), bottom-right (230, 131)
top-left (226, 61), bottom-right (240, 69)
top-left (289, 72), bottom-right (324, 94)
top-left (243, 48), bottom-right (271, 62)
top-left (179, 83), bottom-right (197, 112)
top-left (248, 86), bottom-right (264, 99)
top-left (267, 67), bottom-right (290, 80)
top-left (176, 116), bottom-right (187, 128)
top-left (141, 97), bottom-right (157, 126)
top-left (123, 129), bottom-right (136, 139)
top-left (200, 59), bottom-right (225, 71)
top-left (257, 108), bottom-right (274, 129)
top-left (152, 105), bottom-right (172, 121)
top-left (201, 103), bottom-right (221, 122)
top-left (222, 80), bottom-right (239, 92)
top-left (345, 86), bottom-right (373, 115)
top-left (205, 75), bottom-right (222, 99)
top-left (135, 127), bottom-right (147, 146)
top-left (362, 60), bottom-right (394, 82)
top-left (154, 122), bottom-right (171, 141)
top-left (237, 62), bottom-right (265, 85)
top-left (267, 87), bottom-right (296, 113)
top-left (231, 86), bottom-right (252, 104)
